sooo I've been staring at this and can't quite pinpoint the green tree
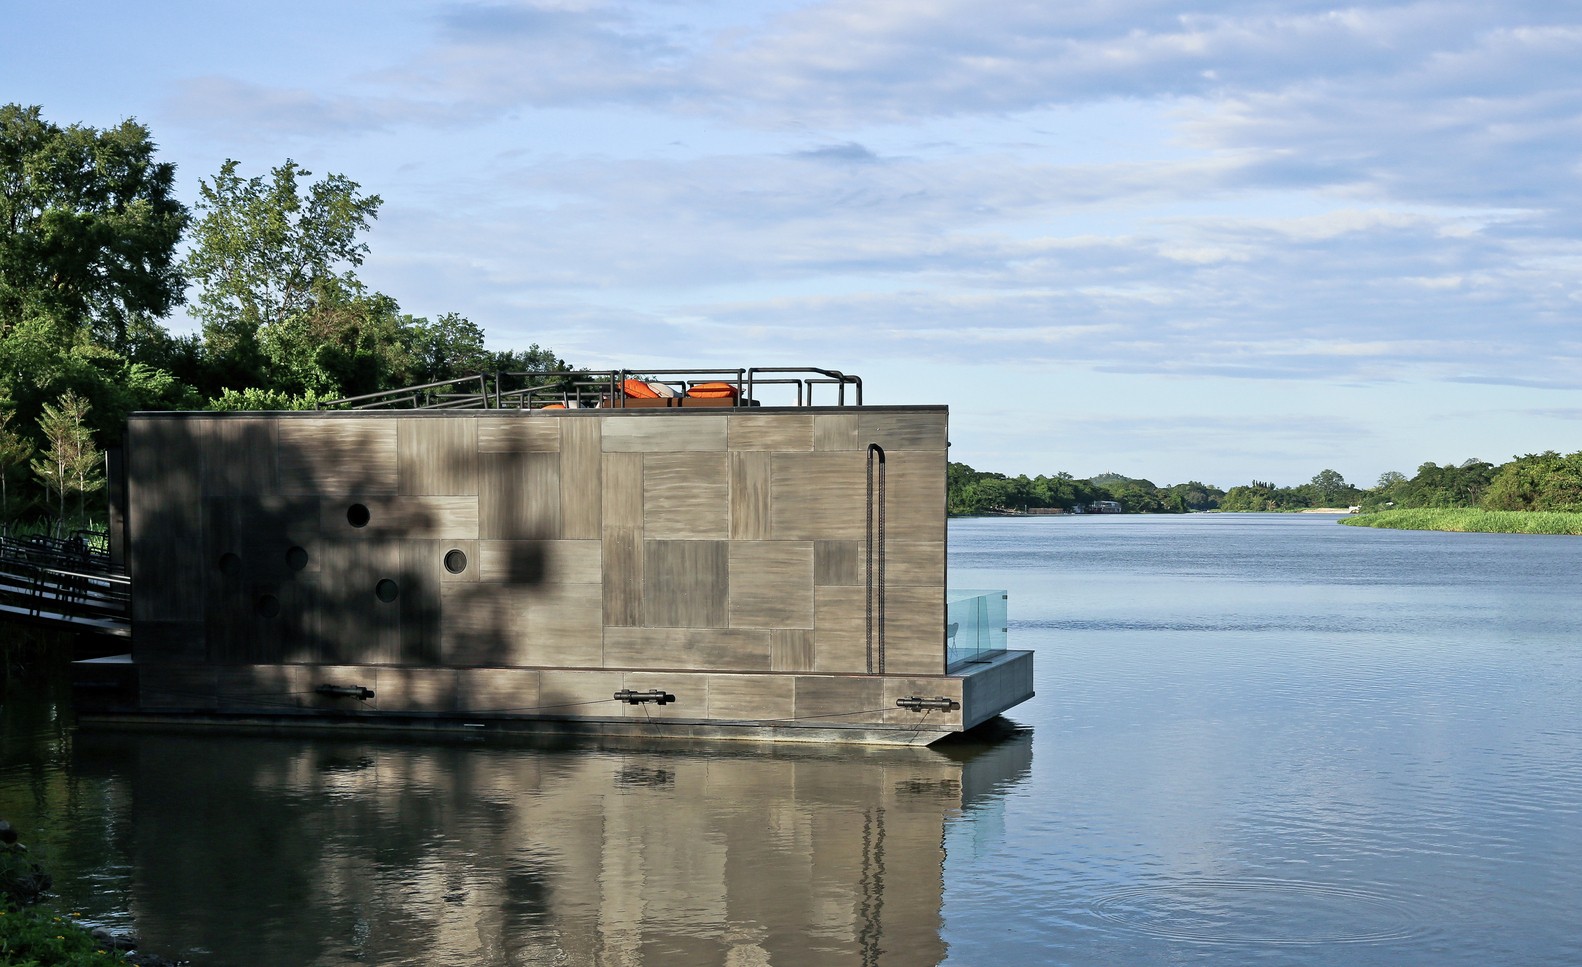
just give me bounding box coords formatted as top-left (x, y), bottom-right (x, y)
top-left (0, 104), bottom-right (187, 348)
top-left (0, 402), bottom-right (33, 527)
top-left (31, 390), bottom-right (100, 527)
top-left (1482, 451), bottom-right (1582, 512)
top-left (184, 159), bottom-right (382, 391)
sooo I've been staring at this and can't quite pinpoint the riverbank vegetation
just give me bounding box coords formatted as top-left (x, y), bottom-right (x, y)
top-left (1, 103), bottom-right (566, 536)
top-left (1341, 508), bottom-right (1582, 535)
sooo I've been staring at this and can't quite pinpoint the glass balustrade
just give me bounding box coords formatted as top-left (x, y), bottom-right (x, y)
top-left (946, 588), bottom-right (1008, 669)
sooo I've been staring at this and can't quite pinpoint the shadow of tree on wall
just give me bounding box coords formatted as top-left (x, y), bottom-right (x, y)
top-left (127, 413), bottom-right (547, 711)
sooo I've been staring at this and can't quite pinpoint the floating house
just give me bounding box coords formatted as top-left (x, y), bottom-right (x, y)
top-left (85, 368), bottom-right (1032, 744)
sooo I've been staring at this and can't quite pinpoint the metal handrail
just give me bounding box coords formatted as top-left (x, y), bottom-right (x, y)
top-left (314, 367), bottom-right (866, 411)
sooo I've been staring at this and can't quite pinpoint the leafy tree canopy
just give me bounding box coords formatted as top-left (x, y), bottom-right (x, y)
top-left (0, 104), bottom-right (187, 349)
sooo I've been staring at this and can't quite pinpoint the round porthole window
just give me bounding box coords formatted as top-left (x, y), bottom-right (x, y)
top-left (218, 552), bottom-right (242, 576)
top-left (444, 549), bottom-right (468, 574)
top-left (256, 595), bottom-right (281, 618)
top-left (375, 579), bottom-right (400, 603)
top-left (286, 546), bottom-right (309, 571)
top-left (347, 504), bottom-right (371, 528)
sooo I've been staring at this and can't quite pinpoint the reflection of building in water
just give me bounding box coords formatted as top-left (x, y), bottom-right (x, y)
top-left (75, 727), bottom-right (1032, 966)
top-left (87, 369), bottom-right (1032, 745)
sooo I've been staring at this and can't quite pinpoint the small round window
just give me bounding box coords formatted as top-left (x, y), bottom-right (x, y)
top-left (346, 504), bottom-right (371, 528)
top-left (444, 549), bottom-right (468, 574)
top-left (256, 595), bottom-right (281, 618)
top-left (375, 579), bottom-right (400, 603)
top-left (286, 546), bottom-right (309, 571)
top-left (218, 552), bottom-right (242, 576)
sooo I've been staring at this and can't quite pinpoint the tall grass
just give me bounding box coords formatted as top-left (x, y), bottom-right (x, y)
top-left (1341, 508), bottom-right (1582, 535)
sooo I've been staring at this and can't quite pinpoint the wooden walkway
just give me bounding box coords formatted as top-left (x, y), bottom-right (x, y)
top-left (0, 533), bottom-right (130, 637)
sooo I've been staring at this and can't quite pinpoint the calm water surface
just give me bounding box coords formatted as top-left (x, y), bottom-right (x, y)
top-left (3, 514), bottom-right (1581, 965)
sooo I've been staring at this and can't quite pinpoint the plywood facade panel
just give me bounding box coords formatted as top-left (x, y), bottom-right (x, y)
top-left (770, 630), bottom-right (815, 672)
top-left (814, 540), bottom-right (861, 586)
top-left (479, 452), bottom-right (561, 539)
top-left (129, 419), bottom-right (205, 630)
top-left (522, 583), bottom-right (604, 666)
top-left (602, 525), bottom-right (643, 627)
top-left (793, 676), bottom-right (883, 724)
top-left (457, 667), bottom-right (540, 714)
top-left (643, 540), bottom-right (727, 628)
top-left (603, 628), bottom-right (771, 671)
top-left (883, 452), bottom-right (947, 544)
top-left (478, 540), bottom-right (601, 584)
top-left (477, 418), bottom-right (560, 452)
top-left (880, 585), bottom-right (945, 676)
top-left (769, 452), bottom-right (866, 541)
top-left (601, 453), bottom-right (643, 529)
top-left (440, 583), bottom-right (526, 666)
top-left (728, 413), bottom-right (812, 451)
top-left (322, 496), bottom-right (480, 540)
top-left (559, 419), bottom-right (602, 538)
top-left (728, 452), bottom-right (771, 540)
top-left (728, 542), bottom-right (813, 628)
top-left (278, 419), bottom-right (398, 495)
top-left (813, 411), bottom-right (947, 452)
top-left (398, 419), bottom-right (478, 495)
top-left (601, 414), bottom-right (726, 452)
top-left (644, 453), bottom-right (728, 538)
top-left (813, 586), bottom-right (866, 673)
top-left (201, 419), bottom-right (278, 496)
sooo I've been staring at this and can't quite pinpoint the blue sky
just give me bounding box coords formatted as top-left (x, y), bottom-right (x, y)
top-left (7, 0), bottom-right (1581, 487)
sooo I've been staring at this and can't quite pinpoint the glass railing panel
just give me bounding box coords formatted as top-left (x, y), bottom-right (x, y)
top-left (946, 588), bottom-right (1008, 670)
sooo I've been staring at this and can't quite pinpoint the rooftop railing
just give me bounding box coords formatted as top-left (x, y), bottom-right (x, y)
top-left (322, 367), bottom-right (863, 411)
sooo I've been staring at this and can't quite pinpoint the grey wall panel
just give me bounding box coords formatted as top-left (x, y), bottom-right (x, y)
top-left (278, 419), bottom-right (398, 495)
top-left (603, 628), bottom-right (771, 671)
top-left (559, 418), bottom-right (602, 539)
top-left (813, 411), bottom-right (948, 451)
top-left (727, 413), bottom-right (813, 451)
top-left (128, 419), bottom-right (205, 631)
top-left (479, 452), bottom-right (561, 539)
top-left (321, 496), bottom-right (480, 541)
top-left (316, 541), bottom-right (402, 665)
top-left (440, 583), bottom-right (528, 666)
top-left (644, 453), bottom-right (728, 539)
top-left (601, 415), bottom-right (727, 452)
top-left (769, 452), bottom-right (866, 541)
top-left (602, 525), bottom-right (643, 628)
top-left (135, 621), bottom-right (206, 663)
top-left (537, 669), bottom-right (625, 716)
top-left (601, 453), bottom-right (643, 530)
top-left (728, 452), bottom-right (771, 540)
top-left (480, 539), bottom-right (600, 584)
top-left (881, 540), bottom-right (945, 587)
top-left (771, 629), bottom-right (815, 671)
top-left (399, 541), bottom-right (443, 664)
top-left (398, 419), bottom-right (478, 496)
top-left (812, 586), bottom-right (866, 673)
top-left (643, 539), bottom-right (727, 628)
top-left (792, 675), bottom-right (882, 723)
top-left (728, 541), bottom-right (814, 628)
top-left (477, 418), bottom-right (560, 453)
top-left (882, 452), bottom-right (947, 544)
top-left (814, 540), bottom-right (861, 586)
top-left (880, 585), bottom-right (945, 676)
top-left (201, 418), bottom-right (278, 496)
top-left (521, 583), bottom-right (604, 666)
top-left (457, 668), bottom-right (541, 714)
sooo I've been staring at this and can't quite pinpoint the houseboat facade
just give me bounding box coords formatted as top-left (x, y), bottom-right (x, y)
top-left (93, 369), bottom-right (1033, 744)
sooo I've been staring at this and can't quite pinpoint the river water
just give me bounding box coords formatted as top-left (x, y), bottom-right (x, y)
top-left (3, 513), bottom-right (1581, 965)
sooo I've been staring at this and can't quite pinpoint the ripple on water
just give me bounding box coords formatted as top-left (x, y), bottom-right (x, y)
top-left (1089, 877), bottom-right (1428, 946)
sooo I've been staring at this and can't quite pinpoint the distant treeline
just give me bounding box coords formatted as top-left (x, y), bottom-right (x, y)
top-left (952, 453), bottom-right (1582, 516)
top-left (948, 464), bottom-right (1226, 515)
